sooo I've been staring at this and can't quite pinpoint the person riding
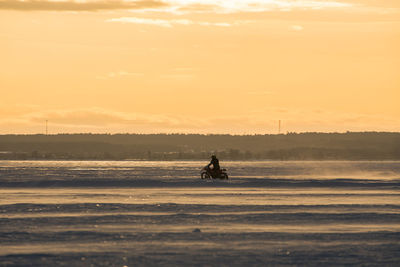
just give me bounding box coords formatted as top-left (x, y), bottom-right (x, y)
top-left (207, 155), bottom-right (221, 177)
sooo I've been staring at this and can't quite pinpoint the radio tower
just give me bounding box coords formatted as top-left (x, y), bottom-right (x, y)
top-left (278, 120), bottom-right (281, 134)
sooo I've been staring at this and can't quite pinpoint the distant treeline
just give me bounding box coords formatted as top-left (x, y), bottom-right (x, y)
top-left (0, 132), bottom-right (399, 160)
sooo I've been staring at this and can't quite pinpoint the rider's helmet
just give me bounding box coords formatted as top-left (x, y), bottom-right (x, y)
top-left (211, 154), bottom-right (217, 159)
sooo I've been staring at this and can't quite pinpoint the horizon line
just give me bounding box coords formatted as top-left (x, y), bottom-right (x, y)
top-left (1, 131), bottom-right (399, 136)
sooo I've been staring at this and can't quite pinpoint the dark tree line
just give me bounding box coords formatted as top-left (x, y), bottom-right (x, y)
top-left (0, 132), bottom-right (399, 160)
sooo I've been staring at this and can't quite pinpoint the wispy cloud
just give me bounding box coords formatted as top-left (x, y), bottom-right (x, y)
top-left (96, 71), bottom-right (144, 80)
top-left (290, 25), bottom-right (304, 31)
top-left (107, 17), bottom-right (232, 27)
top-left (3, 0), bottom-right (398, 16)
top-left (0, 0), bottom-right (166, 11)
top-left (131, 0), bottom-right (354, 14)
top-left (1, 106), bottom-right (400, 134)
top-left (1, 107), bottom-right (199, 129)
top-left (127, 0), bottom-right (400, 17)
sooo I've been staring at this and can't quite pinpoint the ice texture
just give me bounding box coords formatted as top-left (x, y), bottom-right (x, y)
top-left (0, 161), bottom-right (399, 266)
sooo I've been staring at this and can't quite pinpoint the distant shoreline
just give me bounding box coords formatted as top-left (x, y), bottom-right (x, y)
top-left (1, 132), bottom-right (399, 161)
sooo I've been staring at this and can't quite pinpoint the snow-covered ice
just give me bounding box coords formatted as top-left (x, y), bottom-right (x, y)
top-left (0, 161), bottom-right (399, 266)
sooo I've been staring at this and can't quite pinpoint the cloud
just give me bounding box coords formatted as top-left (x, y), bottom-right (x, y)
top-left (1, 106), bottom-right (400, 134)
top-left (247, 107), bottom-right (400, 133)
top-left (1, 108), bottom-right (201, 129)
top-left (0, 108), bottom-right (277, 134)
top-left (290, 25), bottom-right (304, 31)
top-left (3, 0), bottom-right (398, 17)
top-left (96, 71), bottom-right (144, 79)
top-left (108, 17), bottom-right (176, 27)
top-left (107, 17), bottom-right (232, 27)
top-left (127, 0), bottom-right (400, 17)
top-left (130, 0), bottom-right (354, 14)
top-left (2, 0), bottom-right (399, 16)
top-left (0, 0), bottom-right (166, 11)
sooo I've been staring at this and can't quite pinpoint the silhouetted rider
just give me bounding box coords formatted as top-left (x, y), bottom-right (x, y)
top-left (207, 155), bottom-right (220, 176)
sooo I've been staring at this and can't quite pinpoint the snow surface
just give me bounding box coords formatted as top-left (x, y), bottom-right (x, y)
top-left (0, 161), bottom-right (399, 266)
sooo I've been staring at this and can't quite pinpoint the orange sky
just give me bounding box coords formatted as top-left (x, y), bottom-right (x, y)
top-left (1, 0), bottom-right (399, 134)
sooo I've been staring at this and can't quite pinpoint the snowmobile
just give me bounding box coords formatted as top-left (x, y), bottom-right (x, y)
top-left (200, 165), bottom-right (229, 179)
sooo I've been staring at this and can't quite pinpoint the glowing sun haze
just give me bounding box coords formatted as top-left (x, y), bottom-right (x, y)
top-left (1, 0), bottom-right (399, 134)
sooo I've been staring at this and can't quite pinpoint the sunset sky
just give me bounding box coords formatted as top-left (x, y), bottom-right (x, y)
top-left (1, 0), bottom-right (399, 134)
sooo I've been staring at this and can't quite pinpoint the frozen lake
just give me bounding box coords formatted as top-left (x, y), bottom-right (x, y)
top-left (1, 160), bottom-right (399, 266)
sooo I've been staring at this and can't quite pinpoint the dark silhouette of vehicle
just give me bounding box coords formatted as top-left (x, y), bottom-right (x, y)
top-left (200, 165), bottom-right (229, 179)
